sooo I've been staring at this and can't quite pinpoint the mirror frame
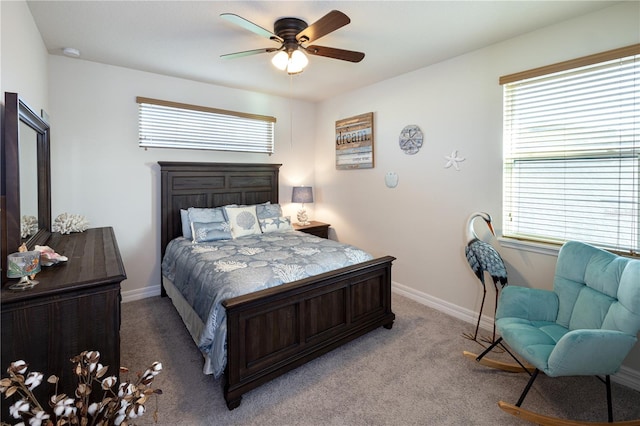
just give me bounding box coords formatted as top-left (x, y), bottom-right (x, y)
top-left (2, 92), bottom-right (51, 285)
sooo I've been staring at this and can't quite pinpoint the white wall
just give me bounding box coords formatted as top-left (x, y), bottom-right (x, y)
top-left (47, 57), bottom-right (317, 300)
top-left (0, 0), bottom-right (49, 113)
top-left (315, 2), bottom-right (640, 374)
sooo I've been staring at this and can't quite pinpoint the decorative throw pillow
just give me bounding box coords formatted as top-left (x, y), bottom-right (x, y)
top-left (256, 203), bottom-right (282, 220)
top-left (224, 205), bottom-right (262, 238)
top-left (190, 221), bottom-right (232, 243)
top-left (182, 207), bottom-right (227, 239)
top-left (219, 204), bottom-right (238, 219)
top-left (188, 207), bottom-right (226, 223)
top-left (259, 216), bottom-right (292, 233)
top-left (180, 209), bottom-right (192, 239)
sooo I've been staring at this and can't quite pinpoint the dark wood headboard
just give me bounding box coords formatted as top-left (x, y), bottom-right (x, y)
top-left (159, 162), bottom-right (282, 257)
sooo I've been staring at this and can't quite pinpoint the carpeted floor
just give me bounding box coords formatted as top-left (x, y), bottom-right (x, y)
top-left (120, 293), bottom-right (640, 425)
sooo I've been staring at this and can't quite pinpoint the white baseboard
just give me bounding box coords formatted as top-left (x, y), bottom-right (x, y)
top-left (121, 285), bottom-right (161, 303)
top-left (392, 281), bottom-right (640, 392)
top-left (392, 281), bottom-right (497, 333)
top-left (615, 365), bottom-right (640, 392)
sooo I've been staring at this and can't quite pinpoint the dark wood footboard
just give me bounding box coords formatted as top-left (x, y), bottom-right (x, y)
top-left (223, 255), bottom-right (395, 410)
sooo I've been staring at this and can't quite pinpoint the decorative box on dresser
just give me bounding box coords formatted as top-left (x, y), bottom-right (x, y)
top-left (0, 227), bottom-right (126, 419)
top-left (293, 221), bottom-right (330, 239)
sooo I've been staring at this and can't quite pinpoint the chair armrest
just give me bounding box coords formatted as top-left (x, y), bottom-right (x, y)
top-left (547, 329), bottom-right (638, 376)
top-left (496, 285), bottom-right (558, 322)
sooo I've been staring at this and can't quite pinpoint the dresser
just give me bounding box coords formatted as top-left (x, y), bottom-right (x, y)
top-left (0, 227), bottom-right (126, 418)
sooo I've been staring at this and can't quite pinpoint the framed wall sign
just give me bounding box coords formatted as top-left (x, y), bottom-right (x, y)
top-left (335, 112), bottom-right (374, 170)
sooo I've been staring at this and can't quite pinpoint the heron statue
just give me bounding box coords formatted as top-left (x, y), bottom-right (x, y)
top-left (463, 212), bottom-right (508, 344)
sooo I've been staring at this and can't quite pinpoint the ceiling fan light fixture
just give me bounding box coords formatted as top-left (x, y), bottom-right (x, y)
top-left (271, 49), bottom-right (308, 75)
top-left (288, 50), bottom-right (308, 74)
top-left (223, 11), bottom-right (364, 72)
top-left (271, 50), bottom-right (289, 71)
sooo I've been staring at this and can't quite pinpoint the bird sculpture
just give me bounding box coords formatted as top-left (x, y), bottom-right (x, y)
top-left (463, 212), bottom-right (508, 344)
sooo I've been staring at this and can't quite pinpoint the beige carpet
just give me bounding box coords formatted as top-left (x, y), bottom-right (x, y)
top-left (120, 293), bottom-right (640, 425)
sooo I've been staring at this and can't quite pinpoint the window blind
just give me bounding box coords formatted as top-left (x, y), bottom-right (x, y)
top-left (137, 97), bottom-right (276, 154)
top-left (502, 46), bottom-right (639, 255)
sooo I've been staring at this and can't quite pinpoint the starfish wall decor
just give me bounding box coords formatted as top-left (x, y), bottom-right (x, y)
top-left (444, 150), bottom-right (466, 171)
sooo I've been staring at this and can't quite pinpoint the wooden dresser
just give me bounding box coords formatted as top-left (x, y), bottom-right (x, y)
top-left (0, 227), bottom-right (126, 417)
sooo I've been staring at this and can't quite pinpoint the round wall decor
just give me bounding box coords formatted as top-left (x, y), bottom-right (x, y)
top-left (399, 125), bottom-right (423, 155)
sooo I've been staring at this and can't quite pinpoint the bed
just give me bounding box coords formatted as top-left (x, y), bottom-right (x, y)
top-left (159, 162), bottom-right (395, 410)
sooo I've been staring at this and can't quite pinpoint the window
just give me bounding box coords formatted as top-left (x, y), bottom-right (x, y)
top-left (137, 97), bottom-right (276, 154)
top-left (502, 45), bottom-right (640, 255)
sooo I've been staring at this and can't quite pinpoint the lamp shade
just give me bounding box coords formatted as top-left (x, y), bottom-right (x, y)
top-left (292, 186), bottom-right (313, 204)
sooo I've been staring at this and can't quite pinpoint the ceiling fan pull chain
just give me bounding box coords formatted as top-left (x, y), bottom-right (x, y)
top-left (289, 75), bottom-right (295, 148)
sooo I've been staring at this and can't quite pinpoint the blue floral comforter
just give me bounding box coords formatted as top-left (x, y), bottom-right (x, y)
top-left (161, 231), bottom-right (373, 377)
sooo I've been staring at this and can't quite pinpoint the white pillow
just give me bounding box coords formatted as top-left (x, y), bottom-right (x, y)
top-left (224, 205), bottom-right (262, 238)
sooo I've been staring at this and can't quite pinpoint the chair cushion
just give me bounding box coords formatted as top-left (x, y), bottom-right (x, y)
top-left (554, 241), bottom-right (635, 331)
top-left (606, 260), bottom-right (640, 335)
top-left (496, 317), bottom-right (568, 371)
top-left (548, 329), bottom-right (638, 376)
top-left (568, 286), bottom-right (615, 330)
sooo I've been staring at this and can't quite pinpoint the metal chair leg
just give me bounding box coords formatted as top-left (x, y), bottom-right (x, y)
top-left (516, 368), bottom-right (539, 407)
top-left (606, 375), bottom-right (613, 423)
top-left (475, 337), bottom-right (502, 361)
top-left (474, 337), bottom-right (533, 376)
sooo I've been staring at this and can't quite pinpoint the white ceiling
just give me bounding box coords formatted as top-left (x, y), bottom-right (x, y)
top-left (27, 0), bottom-right (619, 102)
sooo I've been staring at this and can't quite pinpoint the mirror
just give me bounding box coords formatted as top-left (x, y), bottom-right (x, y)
top-left (20, 121), bottom-right (39, 238)
top-left (1, 92), bottom-right (51, 285)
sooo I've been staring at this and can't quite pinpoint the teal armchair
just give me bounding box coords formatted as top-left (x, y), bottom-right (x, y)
top-left (474, 241), bottom-right (640, 424)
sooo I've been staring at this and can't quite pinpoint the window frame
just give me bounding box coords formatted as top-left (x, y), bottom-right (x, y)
top-left (500, 44), bottom-right (640, 256)
top-left (136, 97), bottom-right (276, 154)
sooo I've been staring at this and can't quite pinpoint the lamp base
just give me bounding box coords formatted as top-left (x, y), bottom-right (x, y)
top-left (297, 209), bottom-right (309, 225)
top-left (8, 276), bottom-right (39, 291)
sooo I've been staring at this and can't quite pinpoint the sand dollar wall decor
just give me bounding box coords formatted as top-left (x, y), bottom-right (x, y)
top-left (399, 125), bottom-right (423, 155)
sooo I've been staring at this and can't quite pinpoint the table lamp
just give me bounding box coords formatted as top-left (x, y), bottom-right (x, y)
top-left (292, 186), bottom-right (313, 225)
top-left (7, 251), bottom-right (41, 290)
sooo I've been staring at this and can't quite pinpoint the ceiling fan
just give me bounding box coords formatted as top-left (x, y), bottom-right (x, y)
top-left (220, 10), bottom-right (365, 74)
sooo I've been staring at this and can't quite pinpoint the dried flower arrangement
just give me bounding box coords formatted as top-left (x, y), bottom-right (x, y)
top-left (52, 214), bottom-right (89, 235)
top-left (0, 351), bottom-right (162, 426)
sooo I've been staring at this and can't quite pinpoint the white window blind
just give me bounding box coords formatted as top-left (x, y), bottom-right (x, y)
top-left (502, 45), bottom-right (639, 255)
top-left (137, 97), bottom-right (276, 154)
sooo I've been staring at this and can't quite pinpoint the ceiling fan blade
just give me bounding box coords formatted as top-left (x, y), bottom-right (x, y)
top-left (220, 47), bottom-right (279, 60)
top-left (305, 45), bottom-right (365, 63)
top-left (220, 13), bottom-right (283, 43)
top-left (296, 10), bottom-right (350, 44)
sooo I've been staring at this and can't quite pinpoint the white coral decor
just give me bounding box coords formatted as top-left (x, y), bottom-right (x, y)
top-left (21, 215), bottom-right (38, 238)
top-left (52, 213), bottom-right (89, 234)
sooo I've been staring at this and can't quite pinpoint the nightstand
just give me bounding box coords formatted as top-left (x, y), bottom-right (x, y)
top-left (293, 221), bottom-right (330, 239)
